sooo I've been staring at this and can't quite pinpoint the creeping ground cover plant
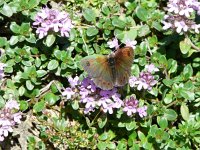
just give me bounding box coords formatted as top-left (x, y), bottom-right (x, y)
top-left (0, 0), bottom-right (200, 149)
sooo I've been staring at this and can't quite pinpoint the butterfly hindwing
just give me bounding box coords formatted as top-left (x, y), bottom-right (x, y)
top-left (81, 55), bottom-right (114, 90)
top-left (114, 47), bottom-right (134, 86)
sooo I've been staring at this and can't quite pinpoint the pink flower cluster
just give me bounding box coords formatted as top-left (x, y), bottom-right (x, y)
top-left (162, 0), bottom-right (200, 34)
top-left (62, 76), bottom-right (147, 117)
top-left (33, 7), bottom-right (73, 39)
top-left (129, 64), bottom-right (158, 91)
top-left (123, 96), bottom-right (148, 117)
top-left (0, 100), bottom-right (22, 141)
top-left (107, 37), bottom-right (137, 50)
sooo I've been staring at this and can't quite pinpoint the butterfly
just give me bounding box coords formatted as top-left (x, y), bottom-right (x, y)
top-left (81, 47), bottom-right (134, 90)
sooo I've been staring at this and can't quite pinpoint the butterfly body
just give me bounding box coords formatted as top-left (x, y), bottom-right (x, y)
top-left (81, 47), bottom-right (134, 90)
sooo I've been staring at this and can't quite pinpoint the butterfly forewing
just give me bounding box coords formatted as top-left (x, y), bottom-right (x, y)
top-left (81, 55), bottom-right (106, 78)
top-left (81, 55), bottom-right (114, 90)
top-left (114, 47), bottom-right (134, 86)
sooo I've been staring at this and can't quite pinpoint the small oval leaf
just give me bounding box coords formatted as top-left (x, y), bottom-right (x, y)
top-left (180, 103), bottom-right (189, 121)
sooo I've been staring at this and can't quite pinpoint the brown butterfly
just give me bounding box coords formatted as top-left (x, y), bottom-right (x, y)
top-left (81, 47), bottom-right (134, 90)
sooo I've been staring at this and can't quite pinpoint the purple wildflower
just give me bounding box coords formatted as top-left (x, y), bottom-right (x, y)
top-left (125, 39), bottom-right (137, 49)
top-left (144, 64), bottom-right (159, 73)
top-left (61, 76), bottom-right (81, 100)
top-left (62, 87), bottom-right (75, 99)
top-left (5, 100), bottom-right (20, 110)
top-left (62, 76), bottom-right (124, 114)
top-left (62, 77), bottom-right (148, 118)
top-left (123, 96), bottom-right (148, 117)
top-left (107, 38), bottom-right (119, 49)
top-left (80, 78), bottom-right (123, 114)
top-left (0, 100), bottom-right (22, 141)
top-left (162, 0), bottom-right (200, 34)
top-left (68, 76), bottom-right (79, 88)
top-left (129, 65), bottom-right (158, 91)
top-left (136, 72), bottom-right (157, 90)
top-left (123, 97), bottom-right (138, 116)
top-left (137, 106), bottom-right (147, 118)
top-left (33, 7), bottom-right (73, 39)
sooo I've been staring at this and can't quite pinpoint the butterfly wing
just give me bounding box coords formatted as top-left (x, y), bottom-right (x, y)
top-left (81, 55), bottom-right (114, 90)
top-left (114, 47), bottom-right (134, 86)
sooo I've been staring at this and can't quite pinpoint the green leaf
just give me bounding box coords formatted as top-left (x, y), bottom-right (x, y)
top-left (112, 18), bottom-right (126, 29)
top-left (128, 132), bottom-right (137, 146)
top-left (48, 60), bottom-right (59, 70)
top-left (159, 55), bottom-right (167, 65)
top-left (0, 37), bottom-right (7, 47)
top-left (163, 79), bottom-right (173, 87)
top-left (19, 86), bottom-right (25, 96)
top-left (0, 96), bottom-right (5, 108)
top-left (26, 80), bottom-right (34, 90)
top-left (102, 5), bottom-right (110, 16)
top-left (36, 70), bottom-right (47, 78)
top-left (99, 132), bottom-right (108, 141)
top-left (164, 109), bottom-right (177, 121)
top-left (125, 122), bottom-right (137, 131)
top-left (54, 50), bottom-right (62, 60)
top-left (45, 93), bottom-right (58, 105)
top-left (148, 35), bottom-right (157, 47)
top-left (163, 93), bottom-right (173, 104)
top-left (131, 64), bottom-right (140, 76)
top-left (51, 83), bottom-right (59, 93)
top-left (138, 131), bottom-right (146, 141)
top-left (33, 100), bottom-right (45, 112)
top-left (86, 27), bottom-right (99, 36)
top-left (130, 145), bottom-right (140, 150)
top-left (98, 116), bottom-right (107, 128)
top-left (72, 100), bottom-right (79, 110)
top-left (179, 89), bottom-right (195, 100)
top-left (180, 103), bottom-right (189, 121)
top-left (46, 34), bottom-right (55, 47)
top-left (10, 22), bottom-right (20, 34)
top-left (136, 6), bottom-right (148, 21)
top-left (122, 29), bottom-right (137, 43)
top-left (152, 21), bottom-right (162, 31)
top-left (21, 23), bottom-right (30, 34)
top-left (83, 8), bottom-right (96, 22)
top-left (117, 140), bottom-right (127, 150)
top-left (157, 116), bottom-right (168, 129)
top-left (35, 57), bottom-right (41, 67)
top-left (107, 142), bottom-right (116, 149)
top-left (114, 29), bottom-right (124, 40)
top-left (9, 36), bottom-right (19, 45)
top-left (193, 57), bottom-right (200, 68)
top-left (184, 81), bottom-right (194, 90)
top-left (118, 122), bottom-right (125, 128)
top-left (97, 141), bottom-right (107, 150)
top-left (27, 0), bottom-right (40, 8)
top-left (138, 25), bottom-right (150, 37)
top-left (19, 100), bottom-right (29, 111)
top-left (168, 59), bottom-right (177, 74)
top-left (1, 3), bottom-right (13, 17)
top-left (183, 64), bottom-right (193, 80)
top-left (179, 38), bottom-right (191, 54)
